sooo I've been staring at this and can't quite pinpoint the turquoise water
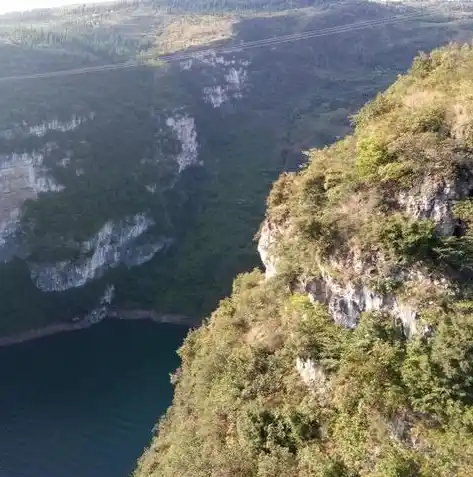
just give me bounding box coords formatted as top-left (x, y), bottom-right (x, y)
top-left (0, 320), bottom-right (187, 477)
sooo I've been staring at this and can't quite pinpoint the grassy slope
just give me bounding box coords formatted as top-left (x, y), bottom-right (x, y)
top-left (135, 43), bottom-right (473, 477)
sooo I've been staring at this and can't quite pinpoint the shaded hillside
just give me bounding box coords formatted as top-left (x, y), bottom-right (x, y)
top-left (135, 43), bottom-right (473, 477)
top-left (0, 0), bottom-right (472, 335)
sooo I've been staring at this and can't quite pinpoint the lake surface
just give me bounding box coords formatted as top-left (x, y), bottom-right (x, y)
top-left (0, 320), bottom-right (187, 477)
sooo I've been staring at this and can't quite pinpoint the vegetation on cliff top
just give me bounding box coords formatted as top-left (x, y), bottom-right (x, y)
top-left (267, 42), bottom-right (473, 287)
top-left (135, 44), bottom-right (473, 477)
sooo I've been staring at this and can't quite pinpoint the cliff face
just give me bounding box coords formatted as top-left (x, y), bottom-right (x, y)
top-left (257, 168), bottom-right (473, 335)
top-left (135, 44), bottom-right (473, 477)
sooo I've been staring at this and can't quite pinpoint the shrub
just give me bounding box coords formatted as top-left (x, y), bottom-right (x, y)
top-left (356, 134), bottom-right (394, 179)
top-left (409, 51), bottom-right (434, 79)
top-left (401, 104), bottom-right (446, 134)
top-left (370, 215), bottom-right (438, 263)
top-left (453, 198), bottom-right (473, 232)
top-left (267, 172), bottom-right (296, 223)
top-left (377, 161), bottom-right (414, 186)
top-left (354, 93), bottom-right (398, 128)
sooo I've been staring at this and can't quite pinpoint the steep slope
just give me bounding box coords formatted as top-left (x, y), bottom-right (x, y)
top-left (135, 44), bottom-right (473, 477)
top-left (0, 0), bottom-right (472, 336)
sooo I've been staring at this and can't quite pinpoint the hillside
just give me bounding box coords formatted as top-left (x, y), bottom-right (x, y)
top-left (0, 0), bottom-right (472, 336)
top-left (135, 43), bottom-right (473, 477)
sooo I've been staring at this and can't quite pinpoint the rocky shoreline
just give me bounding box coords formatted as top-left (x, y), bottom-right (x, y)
top-left (0, 310), bottom-right (197, 348)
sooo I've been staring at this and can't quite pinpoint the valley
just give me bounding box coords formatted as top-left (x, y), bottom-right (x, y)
top-left (0, 0), bottom-right (471, 336)
top-left (1, 1), bottom-right (473, 476)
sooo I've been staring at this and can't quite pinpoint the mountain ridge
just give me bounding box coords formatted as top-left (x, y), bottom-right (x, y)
top-left (135, 42), bottom-right (473, 477)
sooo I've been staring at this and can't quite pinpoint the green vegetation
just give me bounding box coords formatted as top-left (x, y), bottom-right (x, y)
top-left (136, 276), bottom-right (473, 476)
top-left (136, 44), bottom-right (473, 477)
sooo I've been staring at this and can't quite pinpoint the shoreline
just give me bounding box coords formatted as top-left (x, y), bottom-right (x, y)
top-left (0, 310), bottom-right (198, 348)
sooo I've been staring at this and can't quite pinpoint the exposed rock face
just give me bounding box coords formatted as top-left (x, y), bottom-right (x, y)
top-left (398, 172), bottom-right (473, 236)
top-left (304, 273), bottom-right (419, 335)
top-left (296, 357), bottom-right (327, 390)
top-left (84, 284), bottom-right (116, 324)
top-left (256, 220), bottom-right (280, 279)
top-left (203, 64), bottom-right (248, 107)
top-left (29, 213), bottom-right (171, 292)
top-left (181, 52), bottom-right (250, 108)
top-left (203, 85), bottom-right (229, 108)
top-left (258, 169), bottom-right (469, 336)
top-left (258, 222), bottom-right (420, 335)
top-left (166, 114), bottom-right (200, 171)
top-left (0, 113), bottom-right (94, 140)
top-left (0, 150), bottom-right (65, 262)
top-left (0, 112), bottom-right (178, 307)
top-left (0, 151), bottom-right (64, 195)
top-left (0, 115), bottom-right (90, 258)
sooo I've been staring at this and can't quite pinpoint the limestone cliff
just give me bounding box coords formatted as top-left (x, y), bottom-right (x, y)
top-left (257, 166), bottom-right (473, 335)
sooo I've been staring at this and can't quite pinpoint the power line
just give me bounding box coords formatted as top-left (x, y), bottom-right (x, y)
top-left (0, 7), bottom-right (452, 83)
top-left (168, 8), bottom-right (447, 59)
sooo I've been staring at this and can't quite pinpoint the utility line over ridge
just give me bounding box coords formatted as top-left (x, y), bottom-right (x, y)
top-left (0, 7), bottom-right (452, 83)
